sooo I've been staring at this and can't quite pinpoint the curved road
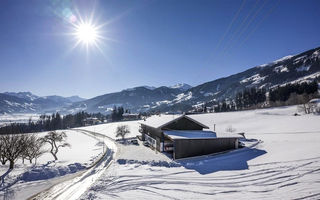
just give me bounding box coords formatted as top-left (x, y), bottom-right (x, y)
top-left (30, 129), bottom-right (118, 200)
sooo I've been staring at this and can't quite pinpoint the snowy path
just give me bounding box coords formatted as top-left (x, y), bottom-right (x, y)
top-left (31, 130), bottom-right (118, 200)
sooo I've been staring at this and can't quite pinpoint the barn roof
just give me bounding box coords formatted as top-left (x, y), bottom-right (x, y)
top-left (140, 114), bottom-right (209, 129)
top-left (163, 130), bottom-right (216, 140)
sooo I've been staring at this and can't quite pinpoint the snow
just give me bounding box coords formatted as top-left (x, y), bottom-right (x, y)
top-left (204, 92), bottom-right (214, 97)
top-left (278, 71), bottom-right (320, 86)
top-left (0, 113), bottom-right (40, 126)
top-left (258, 55), bottom-right (294, 68)
top-left (294, 55), bottom-right (307, 62)
top-left (78, 105), bottom-right (320, 200)
top-left (140, 114), bottom-right (180, 128)
top-left (173, 91), bottom-right (193, 103)
top-left (6, 106), bottom-right (319, 200)
top-left (240, 74), bottom-right (267, 85)
top-left (123, 86), bottom-right (156, 91)
top-left (80, 120), bottom-right (143, 139)
top-left (0, 130), bottom-right (104, 199)
top-left (163, 130), bottom-right (218, 139)
top-left (273, 65), bottom-right (289, 73)
top-left (296, 65), bottom-right (311, 72)
top-left (311, 50), bottom-right (320, 59)
top-left (170, 83), bottom-right (192, 91)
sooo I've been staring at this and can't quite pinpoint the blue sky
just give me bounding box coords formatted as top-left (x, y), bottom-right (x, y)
top-left (0, 0), bottom-right (319, 98)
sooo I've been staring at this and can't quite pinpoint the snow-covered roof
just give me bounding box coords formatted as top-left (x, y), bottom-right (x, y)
top-left (163, 130), bottom-right (217, 140)
top-left (122, 113), bottom-right (139, 116)
top-left (309, 98), bottom-right (320, 104)
top-left (140, 114), bottom-right (209, 129)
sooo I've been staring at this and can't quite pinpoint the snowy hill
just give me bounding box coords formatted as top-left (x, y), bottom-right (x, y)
top-left (66, 47), bottom-right (320, 113)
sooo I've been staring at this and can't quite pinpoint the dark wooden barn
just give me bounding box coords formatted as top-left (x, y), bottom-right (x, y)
top-left (140, 114), bottom-right (239, 159)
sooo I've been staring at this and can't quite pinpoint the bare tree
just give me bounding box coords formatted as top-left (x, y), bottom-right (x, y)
top-left (41, 131), bottom-right (71, 160)
top-left (0, 138), bottom-right (8, 165)
top-left (21, 134), bottom-right (46, 164)
top-left (115, 125), bottom-right (130, 141)
top-left (0, 134), bottom-right (29, 169)
top-left (297, 103), bottom-right (311, 114)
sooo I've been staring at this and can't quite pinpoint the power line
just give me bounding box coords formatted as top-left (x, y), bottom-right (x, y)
top-left (213, 0), bottom-right (247, 54)
top-left (238, 0), bottom-right (280, 49)
top-left (219, 0), bottom-right (261, 56)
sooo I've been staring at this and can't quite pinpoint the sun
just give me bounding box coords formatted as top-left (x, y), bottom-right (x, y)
top-left (74, 22), bottom-right (99, 45)
top-left (67, 13), bottom-right (112, 55)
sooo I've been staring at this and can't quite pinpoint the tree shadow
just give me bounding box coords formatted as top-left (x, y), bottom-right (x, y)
top-left (0, 169), bottom-right (12, 188)
top-left (177, 147), bottom-right (267, 175)
top-left (0, 187), bottom-right (15, 200)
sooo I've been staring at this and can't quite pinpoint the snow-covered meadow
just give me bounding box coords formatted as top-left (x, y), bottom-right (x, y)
top-left (1, 105), bottom-right (320, 200)
top-left (79, 106), bottom-right (320, 200)
top-left (0, 130), bottom-right (104, 199)
top-left (0, 113), bottom-right (40, 127)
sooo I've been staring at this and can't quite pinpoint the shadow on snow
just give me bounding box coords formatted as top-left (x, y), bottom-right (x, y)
top-left (177, 147), bottom-right (267, 175)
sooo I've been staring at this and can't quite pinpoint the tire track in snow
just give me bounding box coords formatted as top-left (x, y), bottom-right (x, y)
top-left (81, 148), bottom-right (320, 199)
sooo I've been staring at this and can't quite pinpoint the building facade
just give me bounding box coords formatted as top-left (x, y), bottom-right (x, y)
top-left (140, 114), bottom-right (239, 159)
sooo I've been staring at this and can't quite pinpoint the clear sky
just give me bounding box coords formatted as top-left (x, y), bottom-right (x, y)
top-left (0, 0), bottom-right (319, 98)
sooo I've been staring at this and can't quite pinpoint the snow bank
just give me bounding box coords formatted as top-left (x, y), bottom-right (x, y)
top-left (20, 163), bottom-right (85, 182)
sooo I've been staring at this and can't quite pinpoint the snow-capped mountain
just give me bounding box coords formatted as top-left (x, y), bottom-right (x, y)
top-left (66, 46), bottom-right (319, 113)
top-left (66, 96), bottom-right (86, 103)
top-left (4, 92), bottom-right (39, 101)
top-left (1, 47), bottom-right (319, 114)
top-left (170, 83), bottom-right (192, 91)
top-left (66, 86), bottom-right (183, 114)
top-left (0, 92), bottom-right (86, 114)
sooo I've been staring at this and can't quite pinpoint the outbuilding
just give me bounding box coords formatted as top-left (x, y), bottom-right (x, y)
top-left (140, 114), bottom-right (240, 159)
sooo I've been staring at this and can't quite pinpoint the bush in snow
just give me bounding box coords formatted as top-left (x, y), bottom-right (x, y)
top-left (115, 125), bottom-right (130, 141)
top-left (41, 131), bottom-right (71, 161)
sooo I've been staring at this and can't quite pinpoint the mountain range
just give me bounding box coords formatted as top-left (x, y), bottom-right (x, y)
top-left (0, 92), bottom-right (85, 114)
top-left (1, 46), bottom-right (319, 114)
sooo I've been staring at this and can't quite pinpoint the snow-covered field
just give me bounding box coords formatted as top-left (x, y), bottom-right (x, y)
top-left (78, 106), bottom-right (320, 200)
top-left (0, 113), bottom-right (40, 127)
top-left (0, 130), bottom-right (104, 200)
top-left (2, 105), bottom-right (320, 200)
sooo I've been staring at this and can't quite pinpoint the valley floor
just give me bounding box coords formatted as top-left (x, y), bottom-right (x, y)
top-left (1, 105), bottom-right (320, 199)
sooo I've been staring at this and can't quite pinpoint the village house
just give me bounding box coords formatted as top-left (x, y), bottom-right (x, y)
top-left (122, 113), bottom-right (141, 121)
top-left (83, 117), bottom-right (101, 126)
top-left (140, 114), bottom-right (240, 159)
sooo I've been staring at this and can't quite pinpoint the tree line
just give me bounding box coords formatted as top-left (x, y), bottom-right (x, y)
top-left (269, 81), bottom-right (318, 102)
top-left (213, 81), bottom-right (318, 113)
top-left (0, 111), bottom-right (105, 135)
top-left (214, 88), bottom-right (267, 112)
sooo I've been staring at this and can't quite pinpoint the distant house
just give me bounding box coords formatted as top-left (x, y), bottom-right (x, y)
top-left (140, 114), bottom-right (240, 159)
top-left (309, 98), bottom-right (320, 113)
top-left (122, 113), bottom-right (140, 121)
top-left (83, 117), bottom-right (101, 126)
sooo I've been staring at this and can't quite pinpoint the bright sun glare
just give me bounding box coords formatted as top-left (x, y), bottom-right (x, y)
top-left (75, 22), bottom-right (98, 45)
top-left (69, 13), bottom-right (110, 54)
